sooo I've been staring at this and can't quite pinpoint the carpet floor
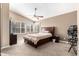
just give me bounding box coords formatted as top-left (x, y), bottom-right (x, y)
top-left (1, 41), bottom-right (76, 56)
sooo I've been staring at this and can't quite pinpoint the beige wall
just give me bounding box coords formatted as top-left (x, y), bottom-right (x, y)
top-left (9, 11), bottom-right (33, 24)
top-left (1, 3), bottom-right (9, 48)
top-left (40, 11), bottom-right (77, 40)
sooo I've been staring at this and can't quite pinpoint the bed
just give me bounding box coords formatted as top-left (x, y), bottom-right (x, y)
top-left (24, 27), bottom-right (55, 48)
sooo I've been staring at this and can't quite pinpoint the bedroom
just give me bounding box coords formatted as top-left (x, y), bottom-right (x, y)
top-left (0, 3), bottom-right (78, 56)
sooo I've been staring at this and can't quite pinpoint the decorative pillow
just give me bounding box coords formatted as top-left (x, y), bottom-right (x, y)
top-left (41, 30), bottom-right (49, 33)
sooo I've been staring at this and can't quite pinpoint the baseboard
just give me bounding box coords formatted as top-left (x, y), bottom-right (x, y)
top-left (1, 45), bottom-right (10, 50)
top-left (1, 53), bottom-right (10, 56)
top-left (60, 40), bottom-right (69, 44)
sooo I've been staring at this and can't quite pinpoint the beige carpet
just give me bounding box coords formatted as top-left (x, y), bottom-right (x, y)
top-left (1, 41), bottom-right (76, 56)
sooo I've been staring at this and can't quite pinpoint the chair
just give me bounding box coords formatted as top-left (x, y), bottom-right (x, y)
top-left (67, 25), bottom-right (77, 55)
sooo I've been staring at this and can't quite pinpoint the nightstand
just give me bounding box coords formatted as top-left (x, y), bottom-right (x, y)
top-left (53, 36), bottom-right (60, 43)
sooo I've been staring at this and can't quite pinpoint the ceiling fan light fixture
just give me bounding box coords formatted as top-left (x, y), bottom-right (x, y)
top-left (33, 8), bottom-right (44, 20)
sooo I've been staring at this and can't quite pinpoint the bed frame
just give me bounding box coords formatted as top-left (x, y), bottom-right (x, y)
top-left (24, 27), bottom-right (55, 48)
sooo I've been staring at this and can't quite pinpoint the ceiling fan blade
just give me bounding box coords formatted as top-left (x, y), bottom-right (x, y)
top-left (36, 16), bottom-right (44, 18)
top-left (27, 8), bottom-right (44, 20)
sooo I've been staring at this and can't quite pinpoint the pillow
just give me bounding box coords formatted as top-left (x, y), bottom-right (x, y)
top-left (42, 30), bottom-right (49, 33)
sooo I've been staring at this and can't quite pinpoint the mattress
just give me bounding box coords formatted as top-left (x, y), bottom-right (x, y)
top-left (24, 32), bottom-right (52, 44)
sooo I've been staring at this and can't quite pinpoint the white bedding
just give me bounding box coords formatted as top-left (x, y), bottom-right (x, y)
top-left (24, 32), bottom-right (52, 44)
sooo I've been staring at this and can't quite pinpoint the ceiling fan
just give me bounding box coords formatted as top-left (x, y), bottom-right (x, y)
top-left (33, 8), bottom-right (44, 20)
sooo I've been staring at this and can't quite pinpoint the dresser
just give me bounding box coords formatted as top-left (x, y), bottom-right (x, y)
top-left (10, 34), bottom-right (17, 45)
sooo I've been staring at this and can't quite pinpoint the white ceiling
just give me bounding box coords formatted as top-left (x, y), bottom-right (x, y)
top-left (10, 3), bottom-right (79, 21)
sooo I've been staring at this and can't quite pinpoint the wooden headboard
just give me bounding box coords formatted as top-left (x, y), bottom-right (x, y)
top-left (42, 27), bottom-right (55, 36)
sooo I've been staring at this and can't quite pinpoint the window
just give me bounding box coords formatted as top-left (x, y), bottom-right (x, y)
top-left (33, 23), bottom-right (40, 33)
top-left (26, 25), bottom-right (30, 33)
top-left (16, 22), bottom-right (20, 33)
top-left (10, 21), bottom-right (40, 34)
top-left (11, 22), bottom-right (16, 33)
top-left (21, 23), bottom-right (25, 33)
top-left (11, 21), bottom-right (25, 34)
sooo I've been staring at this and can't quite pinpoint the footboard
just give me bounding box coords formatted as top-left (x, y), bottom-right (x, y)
top-left (24, 37), bottom-right (52, 48)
